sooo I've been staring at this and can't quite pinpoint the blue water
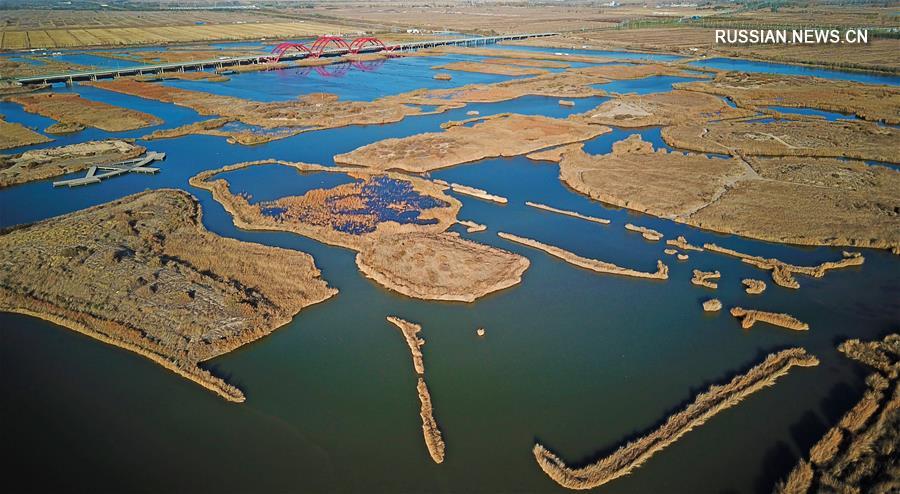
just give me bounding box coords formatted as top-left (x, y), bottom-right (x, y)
top-left (218, 165), bottom-right (356, 204)
top-left (1, 44), bottom-right (898, 494)
top-left (689, 57), bottom-right (900, 86)
top-left (766, 106), bottom-right (858, 121)
top-left (595, 75), bottom-right (699, 95)
top-left (493, 43), bottom-right (684, 62)
top-left (160, 55), bottom-right (518, 102)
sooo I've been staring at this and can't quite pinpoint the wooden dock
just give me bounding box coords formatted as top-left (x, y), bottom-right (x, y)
top-left (53, 152), bottom-right (166, 187)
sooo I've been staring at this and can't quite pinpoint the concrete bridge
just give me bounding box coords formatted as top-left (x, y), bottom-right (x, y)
top-left (15, 33), bottom-right (557, 86)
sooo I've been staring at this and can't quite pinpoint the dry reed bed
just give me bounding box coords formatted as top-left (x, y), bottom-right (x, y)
top-left (7, 93), bottom-right (161, 133)
top-left (775, 334), bottom-right (899, 494)
top-left (334, 114), bottom-right (610, 173)
top-left (193, 160), bottom-right (529, 303)
top-left (498, 232), bottom-right (668, 280)
top-left (0, 116), bottom-right (51, 150)
top-left (387, 316), bottom-right (446, 464)
top-left (730, 307), bottom-right (809, 331)
top-left (525, 202), bottom-right (610, 225)
top-left (0, 190), bottom-right (337, 402)
top-left (704, 243), bottom-right (864, 289)
top-left (691, 270), bottom-right (720, 289)
top-left (534, 348), bottom-right (820, 490)
top-left (703, 299), bottom-right (722, 312)
top-left (625, 223), bottom-right (663, 241)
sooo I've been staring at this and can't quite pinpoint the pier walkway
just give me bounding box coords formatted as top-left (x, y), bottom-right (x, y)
top-left (53, 152), bottom-right (166, 188)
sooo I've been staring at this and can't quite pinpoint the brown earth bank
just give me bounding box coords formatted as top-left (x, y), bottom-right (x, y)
top-left (625, 223), bottom-right (663, 241)
top-left (676, 72), bottom-right (900, 125)
top-left (498, 232), bottom-right (668, 280)
top-left (704, 243), bottom-right (865, 290)
top-left (534, 348), bottom-right (820, 490)
top-left (7, 92), bottom-right (162, 133)
top-left (572, 90), bottom-right (755, 128)
top-left (775, 334), bottom-right (899, 494)
top-left (134, 71), bottom-right (230, 83)
top-left (357, 232), bottom-right (529, 303)
top-left (192, 160), bottom-right (529, 303)
top-left (661, 118), bottom-right (898, 163)
top-left (334, 114), bottom-right (610, 173)
top-left (0, 116), bottom-right (51, 150)
top-left (87, 79), bottom-right (456, 145)
top-left (548, 135), bottom-right (900, 249)
top-left (0, 139), bottom-right (144, 188)
top-left (0, 189), bottom-right (337, 402)
top-left (431, 61), bottom-right (547, 77)
top-left (667, 235), bottom-right (703, 252)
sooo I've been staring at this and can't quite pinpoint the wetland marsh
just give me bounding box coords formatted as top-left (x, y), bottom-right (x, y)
top-left (1, 38), bottom-right (898, 494)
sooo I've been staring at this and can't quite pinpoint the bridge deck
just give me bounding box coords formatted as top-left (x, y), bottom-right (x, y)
top-left (14, 33), bottom-right (557, 85)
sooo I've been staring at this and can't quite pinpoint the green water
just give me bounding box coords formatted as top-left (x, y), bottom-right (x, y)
top-left (1, 51), bottom-right (898, 494)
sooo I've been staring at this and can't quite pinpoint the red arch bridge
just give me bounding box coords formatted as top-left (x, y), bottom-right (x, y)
top-left (270, 36), bottom-right (396, 63)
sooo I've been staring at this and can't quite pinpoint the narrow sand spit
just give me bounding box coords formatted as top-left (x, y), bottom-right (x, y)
top-left (533, 348), bottom-right (819, 490)
top-left (387, 316), bottom-right (446, 464)
top-left (704, 243), bottom-right (864, 289)
top-left (664, 249), bottom-right (678, 255)
top-left (691, 270), bottom-right (721, 289)
top-left (498, 232), bottom-right (668, 280)
top-left (450, 183), bottom-right (508, 204)
top-left (742, 279), bottom-right (767, 294)
top-left (526, 201), bottom-right (610, 225)
top-left (625, 223), bottom-right (663, 241)
top-left (730, 307), bottom-right (809, 331)
top-left (775, 334), bottom-right (899, 494)
top-left (677, 254), bottom-right (689, 261)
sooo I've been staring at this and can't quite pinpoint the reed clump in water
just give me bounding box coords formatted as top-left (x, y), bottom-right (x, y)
top-left (387, 316), bottom-right (426, 375)
top-left (704, 243), bottom-right (864, 289)
top-left (450, 183), bottom-right (508, 204)
top-left (386, 316), bottom-right (446, 464)
top-left (667, 235), bottom-right (703, 252)
top-left (730, 307), bottom-right (809, 331)
top-left (691, 269), bottom-right (720, 289)
top-left (743, 278), bottom-right (767, 294)
top-left (625, 223), bottom-right (663, 241)
top-left (498, 232), bottom-right (668, 280)
top-left (457, 219), bottom-right (487, 233)
top-left (526, 201), bottom-right (610, 225)
top-left (702, 299), bottom-right (722, 312)
top-left (775, 334), bottom-right (899, 494)
top-left (534, 348), bottom-right (819, 490)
